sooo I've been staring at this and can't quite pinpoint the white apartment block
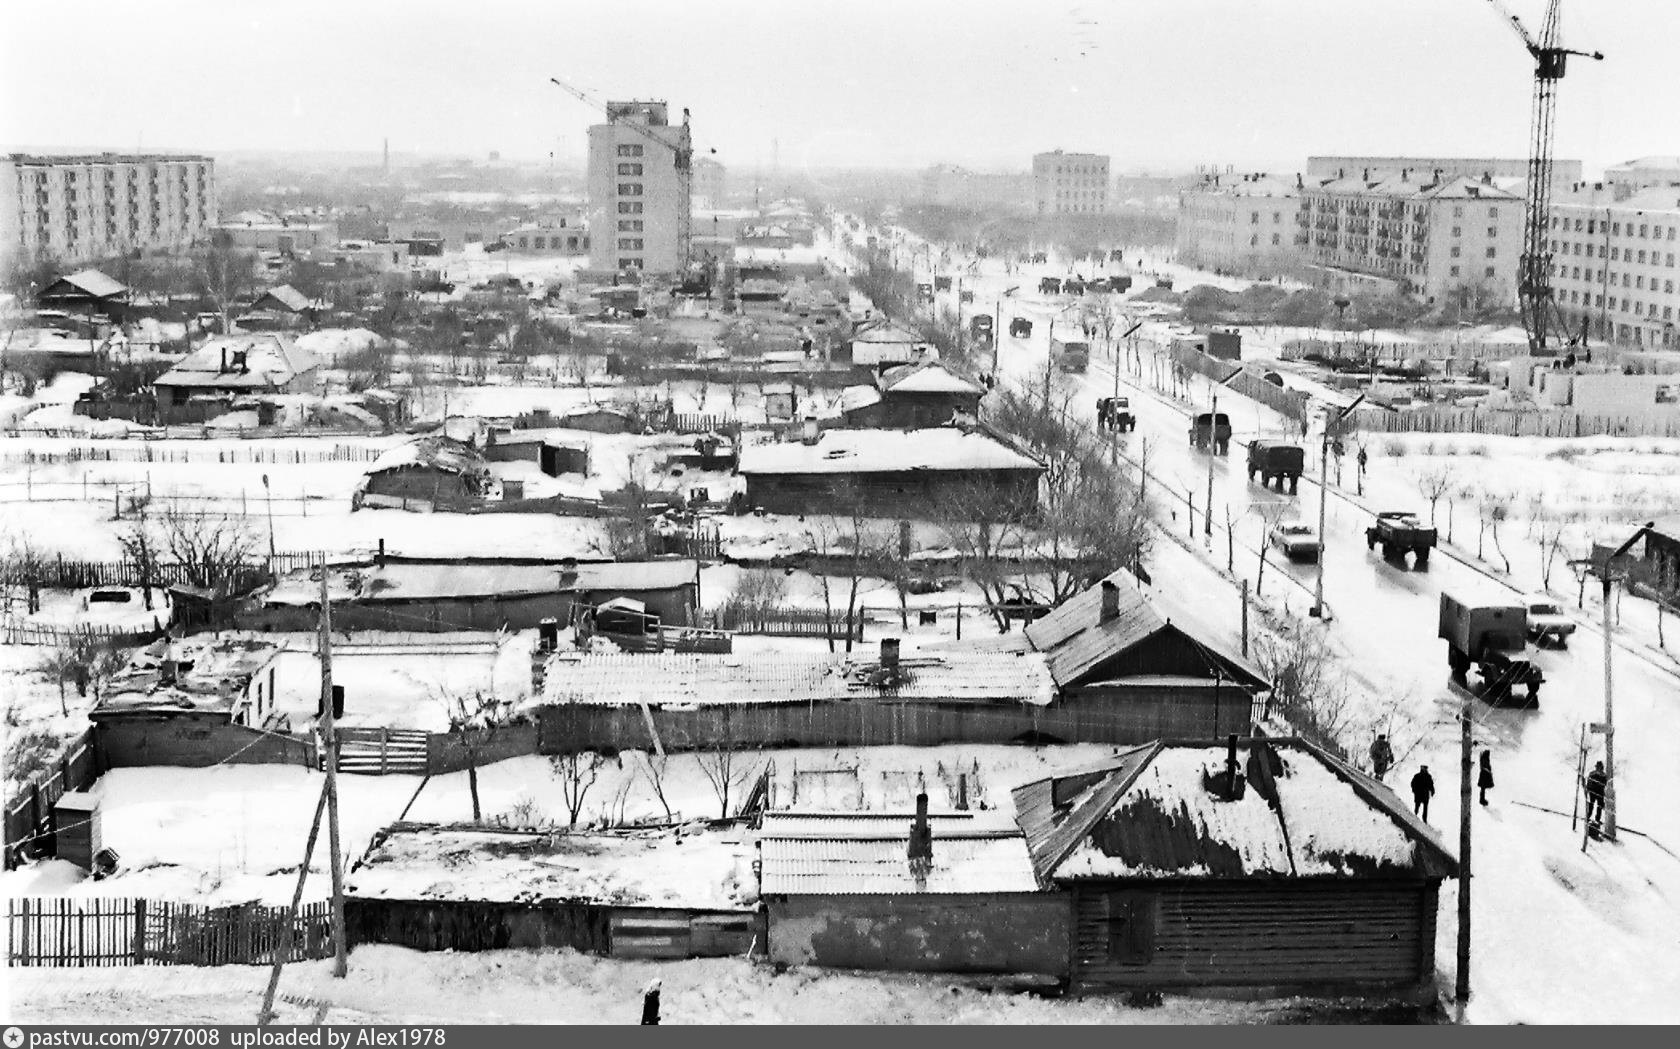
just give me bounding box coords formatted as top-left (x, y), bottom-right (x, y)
top-left (1604, 156), bottom-right (1680, 190)
top-left (1175, 174), bottom-right (1301, 275)
top-left (1306, 155), bottom-right (1582, 186)
top-left (1548, 183), bottom-right (1680, 348)
top-left (1, 153), bottom-right (217, 274)
top-left (1032, 151), bottom-right (1109, 215)
top-left (586, 100), bottom-right (691, 274)
top-left (1299, 173), bottom-right (1524, 305)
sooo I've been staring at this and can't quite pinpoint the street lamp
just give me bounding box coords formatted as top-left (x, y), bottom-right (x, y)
top-left (1310, 394), bottom-right (1366, 620)
top-left (261, 473), bottom-right (276, 562)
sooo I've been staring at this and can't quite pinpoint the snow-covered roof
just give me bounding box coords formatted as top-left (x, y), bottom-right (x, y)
top-left (366, 435), bottom-right (488, 477)
top-left (94, 636), bottom-right (284, 718)
top-left (542, 648), bottom-right (1055, 708)
top-left (348, 823), bottom-right (751, 909)
top-left (759, 820), bottom-right (1039, 895)
top-left (737, 427), bottom-right (1043, 476)
top-left (263, 558), bottom-right (699, 606)
top-left (838, 384), bottom-right (883, 414)
top-left (154, 334), bottom-right (320, 390)
top-left (1012, 740), bottom-right (1458, 883)
top-left (879, 360), bottom-right (986, 396)
top-left (851, 319), bottom-right (924, 345)
top-left (249, 284), bottom-right (318, 314)
top-left (42, 269), bottom-right (128, 300)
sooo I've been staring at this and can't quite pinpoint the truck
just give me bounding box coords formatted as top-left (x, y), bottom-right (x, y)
top-left (1189, 412), bottom-right (1232, 455)
top-left (1365, 511), bottom-right (1437, 568)
top-left (934, 275), bottom-right (952, 292)
top-left (1096, 396), bottom-right (1135, 432)
top-left (969, 314), bottom-right (994, 343)
top-left (1051, 336), bottom-right (1090, 374)
top-left (1438, 592), bottom-right (1544, 705)
top-left (1246, 440), bottom-right (1305, 494)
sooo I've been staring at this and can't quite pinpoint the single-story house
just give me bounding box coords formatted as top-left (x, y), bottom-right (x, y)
top-left (212, 214), bottom-right (338, 254)
top-left (844, 318), bottom-right (935, 367)
top-left (90, 636), bottom-right (285, 730)
top-left (345, 823), bottom-right (760, 959)
top-left (36, 269), bottom-right (129, 321)
top-left (1012, 737), bottom-right (1457, 999)
top-left (236, 284), bottom-right (325, 330)
top-left (1019, 571), bottom-right (1271, 742)
top-left (736, 424), bottom-right (1044, 518)
top-left (239, 557), bottom-right (700, 633)
top-left (841, 360), bottom-right (986, 429)
top-left (481, 430), bottom-right (591, 476)
top-left (355, 436), bottom-right (496, 510)
top-left (151, 334), bottom-right (322, 424)
top-left (758, 806), bottom-right (1067, 977)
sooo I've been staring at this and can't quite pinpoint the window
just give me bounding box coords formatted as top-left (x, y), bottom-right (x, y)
top-left (1454, 206), bottom-right (1464, 217)
top-left (617, 183), bottom-right (643, 196)
top-left (1450, 265), bottom-right (1461, 277)
top-left (1489, 207), bottom-right (1499, 218)
top-left (619, 257), bottom-right (642, 270)
top-left (1640, 224), bottom-right (1649, 238)
top-left (617, 237), bottom-right (643, 250)
top-left (517, 237), bottom-right (528, 248)
top-left (1638, 250), bottom-right (1648, 264)
top-left (1452, 227), bottom-right (1462, 237)
top-left (1488, 227), bottom-right (1498, 238)
top-left (617, 163), bottom-right (643, 176)
top-left (1486, 247), bottom-right (1497, 258)
top-left (616, 144), bottom-right (643, 157)
top-left (1271, 233), bottom-right (1281, 246)
top-left (617, 202), bottom-right (643, 214)
top-left (1104, 892), bottom-right (1157, 965)
top-left (533, 236), bottom-right (545, 249)
top-left (1451, 246), bottom-right (1461, 258)
top-left (617, 219), bottom-right (644, 232)
top-left (1486, 266), bottom-right (1496, 278)
top-left (1612, 248), bottom-right (1621, 261)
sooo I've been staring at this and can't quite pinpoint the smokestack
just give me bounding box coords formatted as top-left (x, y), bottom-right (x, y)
top-left (907, 792), bottom-right (933, 866)
top-left (881, 637), bottom-right (900, 670)
top-left (1099, 579), bottom-right (1120, 623)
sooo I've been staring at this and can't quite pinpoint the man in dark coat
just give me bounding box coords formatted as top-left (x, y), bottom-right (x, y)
top-left (1584, 761), bottom-right (1608, 825)
top-left (1411, 765), bottom-right (1436, 821)
top-left (1478, 749), bottom-right (1494, 806)
top-left (1369, 734), bottom-right (1395, 781)
top-left (640, 978), bottom-right (661, 1025)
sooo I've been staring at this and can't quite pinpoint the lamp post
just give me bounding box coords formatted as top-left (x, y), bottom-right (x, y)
top-left (1311, 394), bottom-right (1366, 620)
top-left (261, 473), bottom-right (276, 562)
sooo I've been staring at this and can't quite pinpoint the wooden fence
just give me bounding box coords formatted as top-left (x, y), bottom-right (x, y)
top-left (1165, 341), bottom-right (1311, 423)
top-left (0, 551), bottom-right (321, 592)
top-left (712, 605), bottom-right (865, 641)
top-left (1353, 407), bottom-right (1680, 438)
top-left (0, 443), bottom-right (383, 466)
top-left (6, 897), bottom-right (334, 966)
top-left (0, 617), bottom-right (167, 648)
top-left (4, 729), bottom-right (100, 869)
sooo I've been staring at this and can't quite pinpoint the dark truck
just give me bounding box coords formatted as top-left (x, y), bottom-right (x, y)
top-left (1096, 396), bottom-right (1135, 432)
top-left (1051, 336), bottom-right (1090, 373)
top-left (969, 314), bottom-right (994, 343)
top-left (1439, 592), bottom-right (1544, 705)
top-left (1246, 440), bottom-right (1305, 494)
top-left (1189, 412), bottom-right (1232, 455)
top-left (1366, 511), bottom-right (1437, 568)
top-left (1009, 316), bottom-right (1033, 338)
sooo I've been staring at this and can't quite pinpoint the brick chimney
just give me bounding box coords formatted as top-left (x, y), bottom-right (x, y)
top-left (907, 791), bottom-right (933, 867)
top-left (881, 637), bottom-right (900, 670)
top-left (1099, 579), bottom-right (1120, 623)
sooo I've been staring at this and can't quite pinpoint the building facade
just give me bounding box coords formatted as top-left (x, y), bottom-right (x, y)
top-left (921, 164), bottom-right (1030, 211)
top-left (1604, 156), bottom-right (1680, 190)
top-left (1299, 173), bottom-right (1523, 305)
top-left (586, 100), bottom-right (691, 274)
top-left (1548, 184), bottom-right (1680, 348)
top-left (1175, 173), bottom-right (1302, 276)
top-left (1032, 151), bottom-right (1110, 215)
top-left (1307, 155), bottom-right (1582, 186)
top-left (1, 153), bottom-right (217, 274)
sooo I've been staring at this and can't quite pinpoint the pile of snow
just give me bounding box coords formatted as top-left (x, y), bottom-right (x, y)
top-left (296, 327), bottom-right (385, 363)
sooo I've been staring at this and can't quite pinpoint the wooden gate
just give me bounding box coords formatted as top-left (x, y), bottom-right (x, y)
top-left (7, 897), bottom-right (333, 966)
top-left (328, 728), bottom-right (431, 775)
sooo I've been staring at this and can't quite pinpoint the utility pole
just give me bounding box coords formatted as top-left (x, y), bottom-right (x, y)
top-left (1311, 395), bottom-right (1366, 620)
top-left (1456, 688), bottom-right (1473, 1018)
top-left (318, 563), bottom-right (348, 977)
top-left (1204, 390), bottom-right (1217, 540)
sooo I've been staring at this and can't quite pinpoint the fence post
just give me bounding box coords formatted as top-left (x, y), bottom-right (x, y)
top-left (133, 897), bottom-right (146, 963)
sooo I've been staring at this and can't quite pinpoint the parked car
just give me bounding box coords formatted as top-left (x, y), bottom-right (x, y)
top-left (1523, 594), bottom-right (1576, 647)
top-left (1269, 523), bottom-right (1322, 563)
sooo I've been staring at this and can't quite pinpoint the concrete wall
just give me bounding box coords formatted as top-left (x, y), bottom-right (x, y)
top-left (768, 893), bottom-right (1068, 975)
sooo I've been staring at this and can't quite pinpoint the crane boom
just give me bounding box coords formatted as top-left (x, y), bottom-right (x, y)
top-left (1479, 0), bottom-right (1603, 356)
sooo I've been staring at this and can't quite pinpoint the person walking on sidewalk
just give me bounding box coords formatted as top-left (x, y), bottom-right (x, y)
top-left (1584, 761), bottom-right (1608, 825)
top-left (1411, 765), bottom-right (1436, 821)
top-left (1478, 750), bottom-right (1494, 806)
top-left (1369, 734), bottom-right (1395, 781)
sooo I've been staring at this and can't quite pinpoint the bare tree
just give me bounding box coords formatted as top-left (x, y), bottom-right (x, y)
top-left (117, 512), bottom-right (162, 612)
top-left (1413, 464), bottom-right (1458, 529)
top-left (436, 688), bottom-right (517, 821)
top-left (1249, 502), bottom-right (1289, 598)
top-left (698, 743), bottom-right (763, 820)
top-left (603, 453), bottom-right (656, 560)
top-left (35, 639), bottom-right (82, 716)
top-left (195, 245), bottom-right (259, 334)
top-left (638, 752), bottom-right (677, 822)
top-left (716, 567), bottom-right (788, 633)
top-left (1485, 490), bottom-right (1514, 573)
top-left (1253, 622), bottom-right (1353, 754)
top-left (150, 505), bottom-right (257, 596)
top-left (935, 480), bottom-right (1033, 631)
top-left (1536, 512), bottom-right (1570, 590)
top-left (802, 483), bottom-right (888, 652)
top-left (551, 751), bottom-right (606, 827)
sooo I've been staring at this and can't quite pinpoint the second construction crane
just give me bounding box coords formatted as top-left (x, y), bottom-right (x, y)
top-left (1481, 0), bottom-right (1603, 356)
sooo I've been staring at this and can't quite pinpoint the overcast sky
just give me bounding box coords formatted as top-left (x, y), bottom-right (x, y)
top-left (2, 0), bottom-right (1673, 176)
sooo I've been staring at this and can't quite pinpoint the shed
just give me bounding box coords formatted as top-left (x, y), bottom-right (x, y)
top-left (355, 436), bottom-right (495, 510)
top-left (846, 318), bottom-right (934, 367)
top-left (1012, 738), bottom-right (1457, 1000)
top-left (52, 792), bottom-right (100, 870)
top-left (37, 269), bottom-right (129, 319)
top-left (758, 807), bottom-right (1067, 976)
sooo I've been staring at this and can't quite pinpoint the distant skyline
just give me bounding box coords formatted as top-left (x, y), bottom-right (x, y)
top-left (2, 0), bottom-right (1675, 177)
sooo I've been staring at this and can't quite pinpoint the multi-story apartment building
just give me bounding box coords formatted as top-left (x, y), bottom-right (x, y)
top-left (1032, 150), bottom-right (1109, 215)
top-left (1175, 173), bottom-right (1302, 276)
top-left (1548, 183), bottom-right (1680, 348)
top-left (1604, 156), bottom-right (1680, 190)
top-left (920, 164), bottom-right (1030, 211)
top-left (1299, 172), bottom-right (1524, 305)
top-left (1306, 155), bottom-right (1582, 186)
top-left (1, 153), bottom-right (217, 274)
top-left (586, 100), bottom-right (691, 274)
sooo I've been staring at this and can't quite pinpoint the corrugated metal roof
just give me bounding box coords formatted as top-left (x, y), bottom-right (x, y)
top-left (759, 834), bottom-right (1039, 895)
top-left (761, 810), bottom-right (1021, 838)
top-left (1024, 569), bottom-right (1268, 691)
top-left (544, 649), bottom-right (1055, 708)
top-left (1012, 739), bottom-right (1458, 883)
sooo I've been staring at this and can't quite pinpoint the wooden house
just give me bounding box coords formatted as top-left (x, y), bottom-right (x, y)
top-left (152, 334), bottom-right (322, 424)
top-left (844, 318), bottom-right (934, 367)
top-left (36, 269), bottom-right (129, 322)
top-left (355, 436), bottom-right (495, 510)
top-left (1012, 737), bottom-right (1457, 1000)
top-left (840, 360), bottom-right (986, 429)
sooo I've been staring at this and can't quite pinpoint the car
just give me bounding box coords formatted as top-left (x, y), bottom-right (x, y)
top-left (1269, 523), bottom-right (1322, 562)
top-left (1523, 594), bottom-right (1576, 647)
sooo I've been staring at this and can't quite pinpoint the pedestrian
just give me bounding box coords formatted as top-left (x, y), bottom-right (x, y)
top-left (1478, 749), bottom-right (1494, 806)
top-left (1584, 760), bottom-right (1608, 825)
top-left (1411, 765), bottom-right (1435, 821)
top-left (1369, 734), bottom-right (1395, 781)
top-left (640, 977), bottom-right (662, 1025)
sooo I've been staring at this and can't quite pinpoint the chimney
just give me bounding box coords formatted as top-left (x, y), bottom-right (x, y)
top-left (801, 417), bottom-right (820, 445)
top-left (220, 346), bottom-right (229, 374)
top-left (907, 792), bottom-right (933, 866)
top-left (880, 637), bottom-right (900, 670)
top-left (376, 538), bottom-right (386, 567)
top-left (1099, 579), bottom-right (1120, 623)
top-left (1362, 167), bottom-right (1369, 181)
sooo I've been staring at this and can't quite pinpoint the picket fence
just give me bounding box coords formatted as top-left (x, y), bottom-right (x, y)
top-left (0, 443), bottom-right (382, 466)
top-left (1355, 407), bottom-right (1680, 438)
top-left (6, 897), bottom-right (334, 966)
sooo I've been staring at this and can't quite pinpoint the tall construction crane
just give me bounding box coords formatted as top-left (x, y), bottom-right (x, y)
top-left (1481, 0), bottom-right (1602, 355)
top-left (549, 76), bottom-right (708, 268)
